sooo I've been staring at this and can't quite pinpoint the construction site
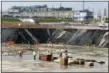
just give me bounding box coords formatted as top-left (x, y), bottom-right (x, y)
top-left (1, 1), bottom-right (108, 72)
top-left (1, 23), bottom-right (108, 72)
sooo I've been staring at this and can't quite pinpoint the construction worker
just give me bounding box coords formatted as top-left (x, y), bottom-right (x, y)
top-left (18, 50), bottom-right (23, 58)
top-left (60, 52), bottom-right (62, 58)
top-left (33, 51), bottom-right (36, 60)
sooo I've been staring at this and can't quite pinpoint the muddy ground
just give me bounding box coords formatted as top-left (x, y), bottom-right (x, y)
top-left (1, 43), bottom-right (108, 72)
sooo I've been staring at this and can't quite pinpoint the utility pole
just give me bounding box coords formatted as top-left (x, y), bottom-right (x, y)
top-left (83, 0), bottom-right (85, 10)
top-left (60, 2), bottom-right (62, 19)
top-left (93, 8), bottom-right (94, 13)
top-left (60, 2), bottom-right (62, 8)
top-left (93, 8), bottom-right (94, 18)
top-left (104, 8), bottom-right (107, 17)
top-left (98, 9), bottom-right (101, 19)
top-left (82, 0), bottom-right (85, 24)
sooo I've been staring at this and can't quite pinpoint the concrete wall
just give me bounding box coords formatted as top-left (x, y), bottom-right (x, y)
top-left (2, 28), bottom-right (108, 47)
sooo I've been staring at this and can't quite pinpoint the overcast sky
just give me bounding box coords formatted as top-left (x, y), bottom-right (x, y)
top-left (1, 1), bottom-right (108, 15)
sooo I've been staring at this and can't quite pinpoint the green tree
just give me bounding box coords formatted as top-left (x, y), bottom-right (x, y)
top-left (104, 17), bottom-right (109, 23)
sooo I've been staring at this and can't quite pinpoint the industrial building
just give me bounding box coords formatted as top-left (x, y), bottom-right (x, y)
top-left (73, 9), bottom-right (94, 21)
top-left (2, 5), bottom-right (75, 18)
